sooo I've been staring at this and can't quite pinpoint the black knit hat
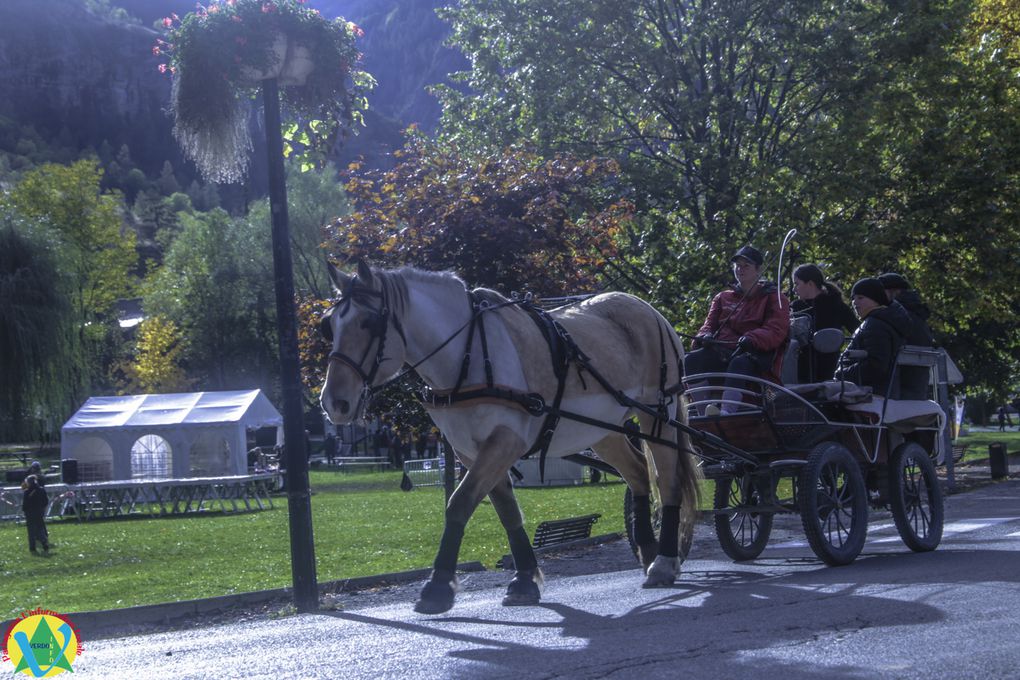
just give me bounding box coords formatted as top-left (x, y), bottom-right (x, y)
top-left (730, 245), bottom-right (764, 267)
top-left (878, 272), bottom-right (911, 290)
top-left (851, 277), bottom-right (889, 306)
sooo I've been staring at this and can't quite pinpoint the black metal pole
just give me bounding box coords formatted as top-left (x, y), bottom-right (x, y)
top-left (262, 77), bottom-right (318, 611)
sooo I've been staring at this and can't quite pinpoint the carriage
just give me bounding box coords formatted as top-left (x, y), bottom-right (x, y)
top-left (628, 334), bottom-right (956, 567)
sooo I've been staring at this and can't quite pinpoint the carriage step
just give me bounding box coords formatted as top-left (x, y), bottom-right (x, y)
top-left (531, 514), bottom-right (601, 548)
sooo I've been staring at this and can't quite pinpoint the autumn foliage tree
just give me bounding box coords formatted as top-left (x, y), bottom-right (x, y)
top-left (299, 136), bottom-right (634, 432)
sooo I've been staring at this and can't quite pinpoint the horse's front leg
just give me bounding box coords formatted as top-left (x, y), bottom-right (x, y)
top-left (415, 426), bottom-right (524, 615)
top-left (488, 473), bottom-right (544, 606)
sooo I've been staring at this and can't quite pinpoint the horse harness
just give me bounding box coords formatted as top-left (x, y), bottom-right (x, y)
top-left (322, 276), bottom-right (739, 477)
top-left (414, 291), bottom-right (685, 479)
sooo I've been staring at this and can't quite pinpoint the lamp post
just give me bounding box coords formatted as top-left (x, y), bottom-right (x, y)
top-left (262, 77), bottom-right (317, 612)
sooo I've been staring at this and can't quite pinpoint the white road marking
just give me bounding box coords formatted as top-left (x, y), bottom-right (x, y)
top-left (769, 517), bottom-right (1019, 549)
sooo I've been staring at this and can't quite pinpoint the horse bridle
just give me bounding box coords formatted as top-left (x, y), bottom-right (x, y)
top-left (320, 277), bottom-right (406, 418)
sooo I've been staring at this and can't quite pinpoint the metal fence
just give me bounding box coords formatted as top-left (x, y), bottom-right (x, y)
top-left (403, 457), bottom-right (462, 488)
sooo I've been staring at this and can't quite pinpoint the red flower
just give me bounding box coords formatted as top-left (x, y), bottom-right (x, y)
top-left (152, 46), bottom-right (161, 55)
top-left (158, 63), bottom-right (168, 73)
top-left (231, 15), bottom-right (242, 22)
top-left (261, 2), bottom-right (274, 12)
top-left (162, 17), bottom-right (173, 28)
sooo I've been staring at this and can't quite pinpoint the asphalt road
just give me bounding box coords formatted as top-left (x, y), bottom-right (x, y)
top-left (69, 477), bottom-right (1020, 680)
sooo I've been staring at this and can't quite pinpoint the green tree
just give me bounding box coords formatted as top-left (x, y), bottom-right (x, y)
top-left (246, 159), bottom-right (350, 299)
top-left (7, 159), bottom-right (137, 407)
top-left (143, 208), bottom-right (278, 391)
top-left (0, 212), bottom-right (70, 440)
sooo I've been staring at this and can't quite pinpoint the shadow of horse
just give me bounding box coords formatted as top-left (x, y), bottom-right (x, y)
top-left (319, 549), bottom-right (1019, 678)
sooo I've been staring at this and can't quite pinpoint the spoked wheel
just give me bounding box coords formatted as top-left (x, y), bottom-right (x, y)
top-left (624, 487), bottom-right (694, 565)
top-left (798, 442), bottom-right (868, 566)
top-left (713, 474), bottom-right (773, 561)
top-left (889, 442), bottom-right (944, 552)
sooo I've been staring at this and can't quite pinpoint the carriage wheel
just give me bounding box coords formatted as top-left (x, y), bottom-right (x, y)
top-left (889, 442), bottom-right (944, 552)
top-left (797, 442), bottom-right (868, 566)
top-left (624, 487), bottom-right (694, 565)
top-left (713, 475), bottom-right (773, 561)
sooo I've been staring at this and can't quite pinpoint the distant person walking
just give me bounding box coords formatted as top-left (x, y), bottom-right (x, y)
top-left (997, 405), bottom-right (1011, 432)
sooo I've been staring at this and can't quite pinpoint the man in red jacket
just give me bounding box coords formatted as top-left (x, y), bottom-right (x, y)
top-left (685, 245), bottom-right (791, 414)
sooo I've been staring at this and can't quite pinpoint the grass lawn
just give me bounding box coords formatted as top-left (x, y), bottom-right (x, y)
top-left (953, 429), bottom-right (1020, 463)
top-left (14, 427), bottom-right (1002, 619)
top-left (1, 471), bottom-right (635, 619)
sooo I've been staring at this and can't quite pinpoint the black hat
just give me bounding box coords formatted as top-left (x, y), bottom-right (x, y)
top-left (851, 278), bottom-right (889, 306)
top-left (730, 245), bottom-right (764, 267)
top-left (878, 272), bottom-right (911, 290)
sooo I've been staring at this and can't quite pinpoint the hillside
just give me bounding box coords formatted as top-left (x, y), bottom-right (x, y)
top-left (0, 0), bottom-right (464, 190)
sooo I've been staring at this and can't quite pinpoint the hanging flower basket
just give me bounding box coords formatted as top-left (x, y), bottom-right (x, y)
top-left (156, 0), bottom-right (369, 183)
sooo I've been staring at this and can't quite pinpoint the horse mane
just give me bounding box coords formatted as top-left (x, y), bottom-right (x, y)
top-left (375, 266), bottom-right (469, 318)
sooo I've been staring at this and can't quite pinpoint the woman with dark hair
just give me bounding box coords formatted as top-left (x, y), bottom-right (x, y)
top-left (791, 264), bottom-right (858, 382)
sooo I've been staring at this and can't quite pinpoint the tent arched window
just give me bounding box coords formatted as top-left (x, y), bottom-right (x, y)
top-left (130, 434), bottom-right (173, 479)
top-left (74, 436), bottom-right (114, 482)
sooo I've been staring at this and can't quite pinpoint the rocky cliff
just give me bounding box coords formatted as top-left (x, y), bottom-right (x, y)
top-left (0, 0), bottom-right (463, 181)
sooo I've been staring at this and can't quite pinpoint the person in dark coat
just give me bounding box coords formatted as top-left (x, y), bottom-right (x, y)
top-left (686, 245), bottom-right (791, 413)
top-left (834, 278), bottom-right (911, 397)
top-left (791, 264), bottom-right (858, 382)
top-left (879, 273), bottom-right (934, 398)
top-left (21, 474), bottom-right (50, 554)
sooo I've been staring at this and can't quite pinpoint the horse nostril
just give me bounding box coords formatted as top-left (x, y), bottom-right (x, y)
top-left (335, 399), bottom-right (350, 415)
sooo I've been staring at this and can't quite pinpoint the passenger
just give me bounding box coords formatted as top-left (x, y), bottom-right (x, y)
top-left (791, 264), bottom-right (858, 382)
top-left (685, 245), bottom-right (790, 414)
top-left (834, 278), bottom-right (911, 396)
top-left (879, 273), bottom-right (934, 399)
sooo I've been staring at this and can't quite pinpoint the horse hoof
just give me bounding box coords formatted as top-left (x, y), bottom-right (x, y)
top-left (642, 555), bottom-right (681, 588)
top-left (414, 572), bottom-right (460, 615)
top-left (502, 568), bottom-right (544, 606)
top-left (638, 542), bottom-right (659, 570)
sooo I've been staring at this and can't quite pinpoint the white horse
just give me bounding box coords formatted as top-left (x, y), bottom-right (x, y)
top-left (319, 261), bottom-right (700, 614)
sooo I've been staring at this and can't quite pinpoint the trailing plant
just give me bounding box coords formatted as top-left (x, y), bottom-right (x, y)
top-left (156, 0), bottom-right (372, 183)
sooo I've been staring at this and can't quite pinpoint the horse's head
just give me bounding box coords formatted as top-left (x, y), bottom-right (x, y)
top-left (319, 260), bottom-right (407, 424)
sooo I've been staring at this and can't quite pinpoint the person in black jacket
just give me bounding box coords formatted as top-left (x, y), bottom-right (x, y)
top-left (791, 264), bottom-right (859, 382)
top-left (879, 273), bottom-right (935, 398)
top-left (21, 474), bottom-right (50, 554)
top-left (835, 278), bottom-right (911, 396)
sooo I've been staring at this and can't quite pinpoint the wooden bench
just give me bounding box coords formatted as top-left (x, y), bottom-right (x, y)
top-left (951, 443), bottom-right (969, 464)
top-left (532, 514), bottom-right (601, 548)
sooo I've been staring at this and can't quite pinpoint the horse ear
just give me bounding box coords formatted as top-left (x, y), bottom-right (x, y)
top-left (327, 261), bottom-right (351, 293)
top-left (356, 258), bottom-right (374, 286)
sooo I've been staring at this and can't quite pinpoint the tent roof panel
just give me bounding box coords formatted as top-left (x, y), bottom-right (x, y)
top-left (62, 390), bottom-right (282, 432)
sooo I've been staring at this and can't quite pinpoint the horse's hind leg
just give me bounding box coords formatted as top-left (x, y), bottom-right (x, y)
top-left (591, 432), bottom-right (658, 568)
top-left (488, 474), bottom-right (544, 606)
top-left (638, 414), bottom-right (702, 588)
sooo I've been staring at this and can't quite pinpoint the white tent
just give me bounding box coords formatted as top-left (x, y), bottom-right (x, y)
top-left (60, 390), bottom-right (283, 482)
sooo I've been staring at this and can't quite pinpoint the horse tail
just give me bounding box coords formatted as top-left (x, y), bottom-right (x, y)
top-left (674, 403), bottom-right (703, 540)
top-left (663, 319), bottom-right (702, 538)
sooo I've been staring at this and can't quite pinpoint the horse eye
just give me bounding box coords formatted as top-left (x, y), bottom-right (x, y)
top-left (319, 315), bottom-right (334, 343)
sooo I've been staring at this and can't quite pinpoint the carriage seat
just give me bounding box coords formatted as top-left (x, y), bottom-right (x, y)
top-left (786, 380), bottom-right (873, 404)
top-left (844, 397), bottom-right (946, 435)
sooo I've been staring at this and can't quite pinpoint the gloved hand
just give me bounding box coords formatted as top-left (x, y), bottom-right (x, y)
top-left (693, 333), bottom-right (711, 349)
top-left (736, 336), bottom-right (755, 353)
